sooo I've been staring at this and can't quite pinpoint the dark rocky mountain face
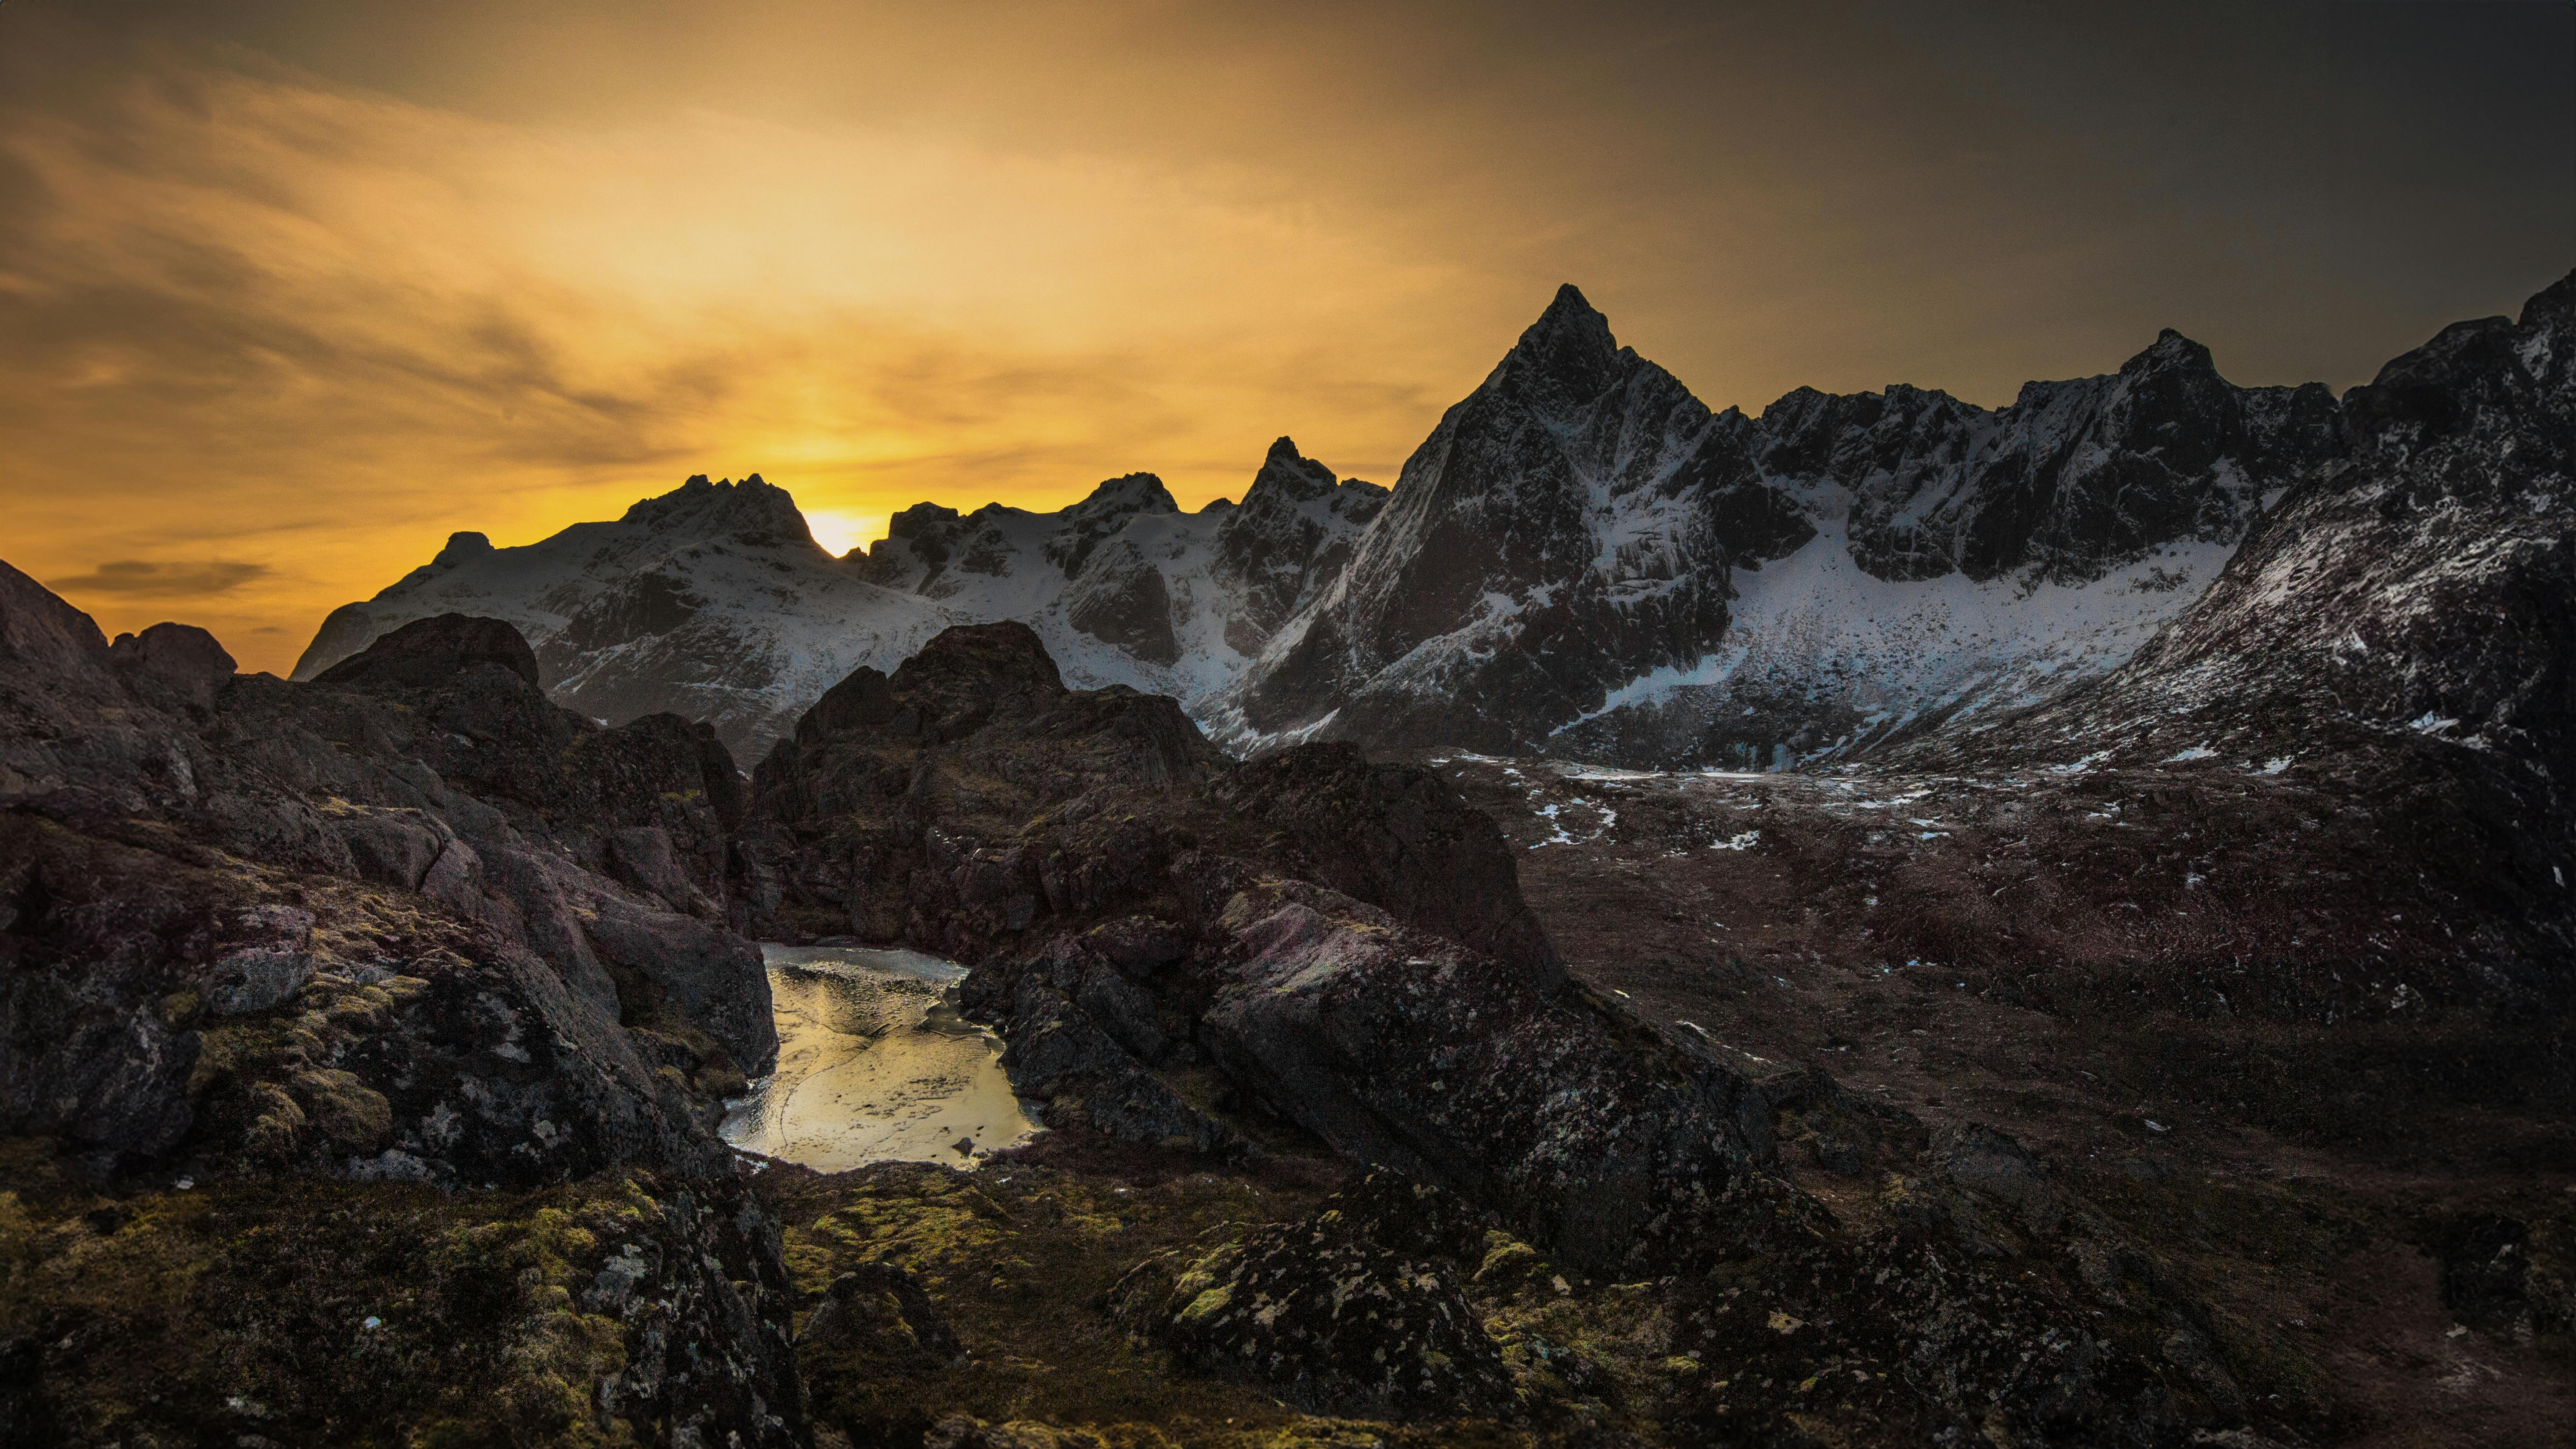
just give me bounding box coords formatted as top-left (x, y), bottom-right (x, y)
top-left (1208, 436), bottom-right (1391, 654)
top-left (1225, 285), bottom-right (1760, 754)
top-left (1908, 271), bottom-right (2576, 941)
top-left (1222, 286), bottom-right (2351, 760)
top-left (1754, 329), bottom-right (2342, 585)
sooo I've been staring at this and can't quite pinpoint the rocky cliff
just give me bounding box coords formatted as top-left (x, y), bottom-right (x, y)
top-left (0, 567), bottom-right (804, 1444)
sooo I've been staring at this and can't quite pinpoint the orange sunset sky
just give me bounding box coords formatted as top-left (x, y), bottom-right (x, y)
top-left (3, 0), bottom-right (2569, 675)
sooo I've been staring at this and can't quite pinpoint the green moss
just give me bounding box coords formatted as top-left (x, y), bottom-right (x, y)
top-left (0, 1149), bottom-right (701, 1447)
top-left (290, 1068), bottom-right (394, 1150)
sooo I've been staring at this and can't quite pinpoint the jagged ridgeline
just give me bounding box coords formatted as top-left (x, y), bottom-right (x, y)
top-left (294, 272), bottom-right (2403, 771)
top-left (291, 442), bottom-right (1388, 767)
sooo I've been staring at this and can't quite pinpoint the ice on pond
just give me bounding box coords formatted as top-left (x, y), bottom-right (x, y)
top-left (721, 944), bottom-right (1039, 1171)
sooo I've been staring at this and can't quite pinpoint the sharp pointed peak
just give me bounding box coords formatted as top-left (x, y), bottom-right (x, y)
top-left (1524, 282), bottom-right (1612, 341)
top-left (1490, 282), bottom-right (1624, 407)
top-left (1244, 436), bottom-right (1341, 506)
top-left (2123, 328), bottom-right (2216, 375)
top-left (1543, 281), bottom-right (1599, 315)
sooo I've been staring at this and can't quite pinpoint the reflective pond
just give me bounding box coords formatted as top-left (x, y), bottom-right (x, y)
top-left (719, 944), bottom-right (1039, 1171)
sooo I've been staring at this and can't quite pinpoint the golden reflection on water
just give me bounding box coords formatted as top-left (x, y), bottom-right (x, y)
top-left (720, 945), bottom-right (1039, 1171)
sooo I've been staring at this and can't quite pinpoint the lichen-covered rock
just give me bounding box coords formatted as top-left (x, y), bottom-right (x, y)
top-left (0, 1160), bottom-right (803, 1448)
top-left (1110, 1175), bottom-right (1516, 1418)
top-left (0, 813), bottom-right (729, 1184)
top-left (920, 1415), bottom-right (1109, 1449)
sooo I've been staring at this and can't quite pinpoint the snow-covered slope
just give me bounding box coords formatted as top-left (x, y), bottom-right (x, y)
top-left (1214, 285), bottom-right (2345, 766)
top-left (1927, 270), bottom-right (2576, 788)
top-left (1891, 268), bottom-right (2576, 932)
top-left (294, 442), bottom-right (1385, 764)
top-left (293, 475), bottom-right (965, 763)
top-left (848, 438), bottom-right (1385, 712)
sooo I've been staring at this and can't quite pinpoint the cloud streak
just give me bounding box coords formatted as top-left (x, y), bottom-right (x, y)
top-left (44, 560), bottom-right (271, 598)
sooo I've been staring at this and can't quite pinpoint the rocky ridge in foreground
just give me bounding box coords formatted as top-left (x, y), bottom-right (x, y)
top-left (1, 566), bottom-right (804, 1445)
top-left (12, 560), bottom-right (2568, 1444)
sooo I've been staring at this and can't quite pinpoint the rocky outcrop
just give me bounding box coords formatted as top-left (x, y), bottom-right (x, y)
top-left (310, 610), bottom-right (542, 691)
top-left (743, 619), bottom-right (1230, 950)
top-left (1110, 1175), bottom-right (1517, 1417)
top-left (1196, 741), bottom-right (1559, 976)
top-left (1, 578), bottom-right (801, 1446)
top-left (1, 585), bottom-right (777, 1182)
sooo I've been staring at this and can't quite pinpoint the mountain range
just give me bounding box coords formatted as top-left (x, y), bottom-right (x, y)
top-left (293, 274), bottom-right (2565, 820)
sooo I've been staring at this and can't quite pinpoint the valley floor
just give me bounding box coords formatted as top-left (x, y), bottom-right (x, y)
top-left (1428, 753), bottom-right (2574, 1449)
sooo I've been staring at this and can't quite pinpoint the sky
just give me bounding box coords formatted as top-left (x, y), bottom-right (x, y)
top-left (2, 0), bottom-right (2569, 675)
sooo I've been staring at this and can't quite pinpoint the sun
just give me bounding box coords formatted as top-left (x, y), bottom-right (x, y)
top-left (801, 509), bottom-right (877, 560)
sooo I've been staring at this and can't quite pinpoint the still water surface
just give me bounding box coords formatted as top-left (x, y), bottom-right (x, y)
top-left (719, 944), bottom-right (1039, 1171)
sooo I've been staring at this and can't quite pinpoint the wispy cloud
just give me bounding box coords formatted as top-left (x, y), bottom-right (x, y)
top-left (46, 560), bottom-right (271, 598)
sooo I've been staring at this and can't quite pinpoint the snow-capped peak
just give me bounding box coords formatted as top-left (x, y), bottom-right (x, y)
top-left (615, 473), bottom-right (816, 549)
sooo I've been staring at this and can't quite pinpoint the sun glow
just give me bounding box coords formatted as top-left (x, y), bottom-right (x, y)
top-left (802, 510), bottom-right (879, 561)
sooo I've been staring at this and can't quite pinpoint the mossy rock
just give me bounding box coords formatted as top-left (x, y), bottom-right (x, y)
top-left (0, 1150), bottom-right (801, 1447)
